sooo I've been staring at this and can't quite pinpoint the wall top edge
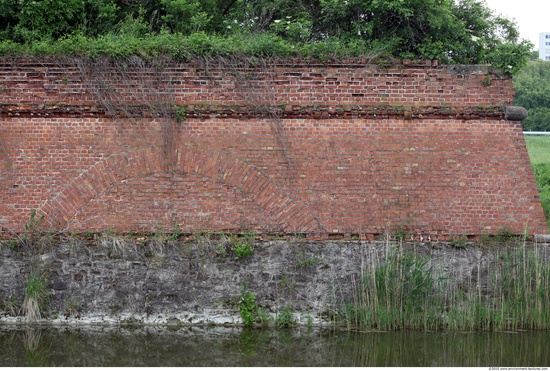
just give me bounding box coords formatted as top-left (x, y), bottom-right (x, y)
top-left (0, 56), bottom-right (494, 73)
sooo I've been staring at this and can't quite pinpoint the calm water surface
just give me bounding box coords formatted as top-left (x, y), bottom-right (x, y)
top-left (0, 325), bottom-right (548, 367)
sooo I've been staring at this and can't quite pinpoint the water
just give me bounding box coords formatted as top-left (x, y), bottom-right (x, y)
top-left (0, 325), bottom-right (548, 367)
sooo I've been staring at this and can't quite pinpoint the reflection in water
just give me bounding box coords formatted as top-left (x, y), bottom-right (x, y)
top-left (0, 325), bottom-right (548, 367)
top-left (11, 327), bottom-right (51, 367)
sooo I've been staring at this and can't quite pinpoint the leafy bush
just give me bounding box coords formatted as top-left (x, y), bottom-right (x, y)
top-left (239, 284), bottom-right (257, 327)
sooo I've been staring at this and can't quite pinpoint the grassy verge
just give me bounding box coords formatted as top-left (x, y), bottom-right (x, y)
top-left (525, 135), bottom-right (550, 230)
top-left (337, 239), bottom-right (550, 331)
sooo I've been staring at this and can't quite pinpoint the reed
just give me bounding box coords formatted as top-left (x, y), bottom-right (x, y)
top-left (340, 238), bottom-right (550, 331)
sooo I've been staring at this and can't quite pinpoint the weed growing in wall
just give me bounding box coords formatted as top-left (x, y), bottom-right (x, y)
top-left (275, 305), bottom-right (295, 328)
top-left (450, 234), bottom-right (468, 249)
top-left (0, 296), bottom-right (18, 317)
top-left (296, 252), bottom-right (322, 269)
top-left (174, 104), bottom-right (187, 123)
top-left (21, 270), bottom-right (51, 323)
top-left (239, 283), bottom-right (257, 327)
top-left (63, 296), bottom-right (83, 319)
top-left (13, 210), bottom-right (55, 251)
top-left (168, 223), bottom-right (180, 241)
top-left (496, 226), bottom-right (514, 242)
top-left (0, 239), bottom-right (17, 250)
top-left (231, 234), bottom-right (255, 260)
top-left (393, 218), bottom-right (413, 242)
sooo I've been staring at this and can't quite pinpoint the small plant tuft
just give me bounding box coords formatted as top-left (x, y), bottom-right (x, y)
top-left (1, 295), bottom-right (18, 316)
top-left (63, 296), bottom-right (83, 319)
top-left (275, 305), bottom-right (295, 328)
top-left (496, 226), bottom-right (514, 241)
top-left (450, 234), bottom-right (467, 249)
top-left (168, 222), bottom-right (180, 240)
top-left (231, 234), bottom-right (254, 260)
top-left (296, 252), bottom-right (322, 268)
top-left (239, 283), bottom-right (257, 327)
top-left (174, 104), bottom-right (187, 123)
top-left (21, 270), bottom-right (51, 322)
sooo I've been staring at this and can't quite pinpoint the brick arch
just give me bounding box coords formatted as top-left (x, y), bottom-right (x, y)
top-left (39, 146), bottom-right (323, 233)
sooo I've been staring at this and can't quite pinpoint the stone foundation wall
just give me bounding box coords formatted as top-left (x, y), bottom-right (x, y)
top-left (1, 239), bottom-right (548, 325)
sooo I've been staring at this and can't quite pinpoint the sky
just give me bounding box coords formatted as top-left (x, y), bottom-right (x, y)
top-left (483, 0), bottom-right (550, 50)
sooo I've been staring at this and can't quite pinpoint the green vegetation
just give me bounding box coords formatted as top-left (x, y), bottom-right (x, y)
top-left (0, 296), bottom-right (18, 317)
top-left (336, 240), bottom-right (550, 331)
top-left (238, 283), bottom-right (257, 327)
top-left (525, 136), bottom-right (550, 229)
top-left (21, 270), bottom-right (51, 323)
top-left (275, 305), bottom-right (295, 328)
top-left (449, 234), bottom-right (467, 249)
top-left (514, 60), bottom-right (550, 131)
top-left (295, 252), bottom-right (322, 269)
top-left (525, 136), bottom-right (550, 164)
top-left (230, 234), bottom-right (255, 260)
top-left (0, 0), bottom-right (532, 74)
top-left (1, 210), bottom-right (54, 251)
top-left (63, 296), bottom-right (83, 319)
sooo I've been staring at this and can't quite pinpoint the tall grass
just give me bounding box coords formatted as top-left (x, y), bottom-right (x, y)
top-left (339, 239), bottom-right (550, 331)
top-left (525, 135), bottom-right (550, 229)
top-left (525, 136), bottom-right (550, 165)
top-left (20, 271), bottom-right (50, 323)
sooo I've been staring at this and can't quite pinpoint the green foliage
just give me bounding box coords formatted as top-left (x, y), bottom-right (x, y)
top-left (0, 239), bottom-right (17, 249)
top-left (24, 210), bottom-right (44, 239)
top-left (275, 305), bottom-right (295, 328)
top-left (230, 234), bottom-right (254, 260)
top-left (450, 235), bottom-right (467, 249)
top-left (0, 295), bottom-right (18, 317)
top-left (63, 296), bottom-right (83, 319)
top-left (514, 60), bottom-right (550, 131)
top-left (394, 218), bottom-right (412, 242)
top-left (341, 240), bottom-right (550, 331)
top-left (239, 283), bottom-right (257, 327)
top-left (174, 104), bottom-right (187, 123)
top-left (15, 0), bottom-right (84, 42)
top-left (0, 0), bottom-right (531, 73)
top-left (343, 246), bottom-right (445, 330)
top-left (22, 270), bottom-right (51, 322)
top-left (496, 226), bottom-right (514, 241)
top-left (168, 223), bottom-right (180, 240)
top-left (160, 0), bottom-right (211, 34)
top-left (296, 252), bottom-right (322, 269)
top-left (532, 163), bottom-right (550, 229)
top-left (525, 136), bottom-right (550, 230)
top-left (526, 136), bottom-right (550, 164)
top-left (17, 210), bottom-right (53, 251)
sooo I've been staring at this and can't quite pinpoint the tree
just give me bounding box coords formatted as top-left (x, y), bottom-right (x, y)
top-left (219, 0), bottom-right (532, 72)
top-left (514, 60), bottom-right (550, 131)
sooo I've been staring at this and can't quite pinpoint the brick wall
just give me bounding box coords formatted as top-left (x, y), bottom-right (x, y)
top-left (0, 57), bottom-right (546, 238)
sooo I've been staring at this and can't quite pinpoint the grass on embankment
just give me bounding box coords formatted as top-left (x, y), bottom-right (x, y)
top-left (525, 135), bottom-right (550, 229)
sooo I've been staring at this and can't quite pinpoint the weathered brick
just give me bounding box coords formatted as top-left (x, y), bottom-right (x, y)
top-left (0, 58), bottom-right (546, 238)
